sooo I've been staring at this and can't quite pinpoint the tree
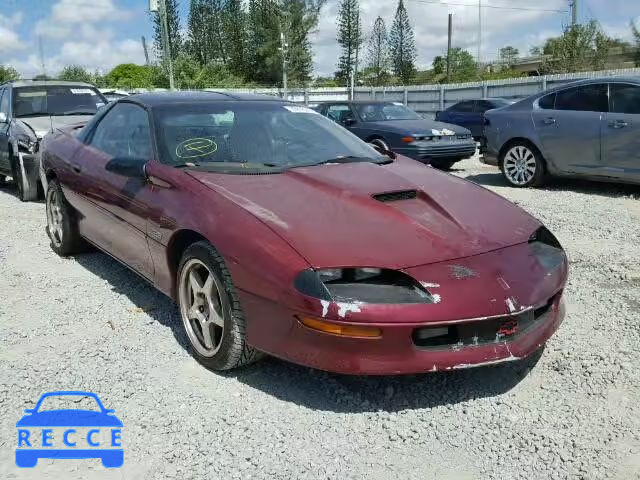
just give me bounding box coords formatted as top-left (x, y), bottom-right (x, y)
top-left (104, 64), bottom-right (157, 89)
top-left (153, 0), bottom-right (182, 61)
top-left (59, 65), bottom-right (94, 83)
top-left (541, 20), bottom-right (617, 73)
top-left (366, 16), bottom-right (390, 86)
top-left (432, 48), bottom-right (477, 83)
top-left (389, 0), bottom-right (417, 84)
top-left (335, 0), bottom-right (362, 83)
top-left (247, 0), bottom-right (281, 84)
top-left (0, 65), bottom-right (20, 83)
top-left (499, 46), bottom-right (519, 66)
top-left (632, 19), bottom-right (640, 66)
top-left (282, 0), bottom-right (325, 85)
top-left (224, 0), bottom-right (249, 78)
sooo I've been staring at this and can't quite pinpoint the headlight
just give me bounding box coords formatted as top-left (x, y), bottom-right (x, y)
top-left (529, 227), bottom-right (566, 271)
top-left (294, 268), bottom-right (437, 304)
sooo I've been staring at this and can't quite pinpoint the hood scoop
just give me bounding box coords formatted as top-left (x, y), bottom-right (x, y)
top-left (373, 190), bottom-right (418, 203)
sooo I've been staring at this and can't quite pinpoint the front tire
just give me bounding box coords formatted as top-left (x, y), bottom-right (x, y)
top-left (11, 154), bottom-right (39, 202)
top-left (430, 159), bottom-right (457, 171)
top-left (369, 138), bottom-right (390, 151)
top-left (46, 179), bottom-right (85, 256)
top-left (500, 143), bottom-right (546, 188)
top-left (177, 241), bottom-right (260, 371)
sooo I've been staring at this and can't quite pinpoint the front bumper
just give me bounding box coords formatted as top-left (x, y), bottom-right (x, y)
top-left (396, 141), bottom-right (477, 163)
top-left (241, 291), bottom-right (564, 375)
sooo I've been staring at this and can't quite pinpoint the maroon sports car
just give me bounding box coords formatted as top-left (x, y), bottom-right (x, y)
top-left (40, 92), bottom-right (567, 375)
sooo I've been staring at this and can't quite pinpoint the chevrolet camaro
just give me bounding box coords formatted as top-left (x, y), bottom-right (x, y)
top-left (40, 92), bottom-right (568, 375)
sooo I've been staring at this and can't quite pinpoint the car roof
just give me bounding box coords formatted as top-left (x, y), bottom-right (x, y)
top-left (316, 100), bottom-right (395, 105)
top-left (5, 80), bottom-right (97, 89)
top-left (127, 90), bottom-right (285, 107)
top-left (544, 76), bottom-right (640, 93)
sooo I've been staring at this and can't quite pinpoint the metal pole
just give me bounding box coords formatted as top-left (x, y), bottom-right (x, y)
top-left (280, 30), bottom-right (288, 100)
top-left (160, 0), bottom-right (175, 90)
top-left (477, 0), bottom-right (482, 65)
top-left (350, 71), bottom-right (355, 101)
top-left (447, 14), bottom-right (453, 83)
top-left (571, 0), bottom-right (578, 25)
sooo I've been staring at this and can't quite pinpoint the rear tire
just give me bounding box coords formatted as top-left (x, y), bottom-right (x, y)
top-left (177, 241), bottom-right (261, 371)
top-left (500, 142), bottom-right (546, 188)
top-left (430, 159), bottom-right (457, 171)
top-left (46, 179), bottom-right (85, 256)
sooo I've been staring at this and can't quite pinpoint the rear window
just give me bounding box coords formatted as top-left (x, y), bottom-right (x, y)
top-left (554, 84), bottom-right (608, 113)
top-left (13, 86), bottom-right (106, 117)
top-left (538, 93), bottom-right (555, 110)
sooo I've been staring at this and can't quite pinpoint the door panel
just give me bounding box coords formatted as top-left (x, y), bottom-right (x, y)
top-left (77, 102), bottom-right (155, 279)
top-left (532, 84), bottom-right (608, 174)
top-left (0, 88), bottom-right (11, 173)
top-left (601, 83), bottom-right (640, 182)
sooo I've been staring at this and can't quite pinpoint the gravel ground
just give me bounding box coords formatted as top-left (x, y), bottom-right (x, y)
top-left (1, 156), bottom-right (639, 480)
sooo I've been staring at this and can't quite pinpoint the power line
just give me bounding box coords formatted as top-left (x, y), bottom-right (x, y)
top-left (407, 0), bottom-right (567, 14)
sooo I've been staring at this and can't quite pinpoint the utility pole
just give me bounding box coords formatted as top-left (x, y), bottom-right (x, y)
top-left (570, 0), bottom-right (578, 25)
top-left (158, 0), bottom-right (175, 90)
top-left (280, 30), bottom-right (289, 100)
top-left (38, 36), bottom-right (46, 78)
top-left (141, 36), bottom-right (150, 66)
top-left (477, 0), bottom-right (482, 66)
top-left (447, 13), bottom-right (453, 83)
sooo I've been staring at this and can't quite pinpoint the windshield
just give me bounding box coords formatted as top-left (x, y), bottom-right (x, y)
top-left (355, 103), bottom-right (422, 122)
top-left (491, 99), bottom-right (515, 108)
top-left (154, 102), bottom-right (385, 169)
top-left (13, 86), bottom-right (106, 118)
top-left (36, 395), bottom-right (103, 412)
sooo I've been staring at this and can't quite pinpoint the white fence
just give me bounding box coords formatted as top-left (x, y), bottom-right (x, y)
top-left (198, 67), bottom-right (640, 118)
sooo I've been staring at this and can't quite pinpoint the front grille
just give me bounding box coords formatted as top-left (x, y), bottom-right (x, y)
top-left (373, 190), bottom-right (418, 203)
top-left (457, 134), bottom-right (472, 140)
top-left (413, 295), bottom-right (556, 349)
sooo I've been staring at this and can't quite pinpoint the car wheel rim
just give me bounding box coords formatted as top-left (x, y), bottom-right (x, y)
top-left (179, 259), bottom-right (225, 358)
top-left (46, 188), bottom-right (64, 247)
top-left (370, 139), bottom-right (388, 150)
top-left (504, 146), bottom-right (536, 185)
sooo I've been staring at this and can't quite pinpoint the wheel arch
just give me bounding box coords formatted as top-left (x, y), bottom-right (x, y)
top-left (498, 137), bottom-right (546, 167)
top-left (166, 229), bottom-right (210, 297)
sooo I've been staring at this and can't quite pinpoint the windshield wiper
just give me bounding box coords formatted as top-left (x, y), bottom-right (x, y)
top-left (60, 110), bottom-right (97, 116)
top-left (301, 156), bottom-right (388, 168)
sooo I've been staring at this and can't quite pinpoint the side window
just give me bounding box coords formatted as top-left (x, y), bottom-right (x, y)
top-left (326, 105), bottom-right (353, 123)
top-left (475, 100), bottom-right (493, 112)
top-left (89, 103), bottom-right (152, 160)
top-left (451, 101), bottom-right (475, 112)
top-left (0, 88), bottom-right (10, 116)
top-left (610, 84), bottom-right (640, 114)
top-left (554, 84), bottom-right (608, 113)
top-left (538, 93), bottom-right (555, 110)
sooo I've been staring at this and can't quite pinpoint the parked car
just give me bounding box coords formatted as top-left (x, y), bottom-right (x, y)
top-left (40, 91), bottom-right (567, 375)
top-left (0, 80), bottom-right (108, 201)
top-left (483, 77), bottom-right (640, 187)
top-left (316, 101), bottom-right (476, 170)
top-left (436, 98), bottom-right (516, 140)
top-left (100, 89), bottom-right (130, 103)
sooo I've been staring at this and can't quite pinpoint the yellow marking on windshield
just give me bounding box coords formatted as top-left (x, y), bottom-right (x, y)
top-left (176, 137), bottom-right (218, 159)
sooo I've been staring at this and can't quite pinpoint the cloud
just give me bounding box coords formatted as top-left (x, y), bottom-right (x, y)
top-left (0, 12), bottom-right (25, 53)
top-left (35, 0), bottom-right (133, 39)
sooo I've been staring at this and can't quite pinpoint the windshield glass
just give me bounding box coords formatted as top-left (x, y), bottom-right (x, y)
top-left (13, 86), bottom-right (106, 118)
top-left (154, 102), bottom-right (385, 168)
top-left (492, 99), bottom-right (515, 108)
top-left (355, 103), bottom-right (421, 122)
top-left (37, 395), bottom-right (102, 412)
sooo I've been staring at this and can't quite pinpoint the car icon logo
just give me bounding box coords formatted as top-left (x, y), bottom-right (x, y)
top-left (15, 391), bottom-right (123, 468)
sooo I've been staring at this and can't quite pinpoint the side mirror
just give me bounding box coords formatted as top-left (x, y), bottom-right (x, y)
top-left (105, 157), bottom-right (147, 179)
top-left (0, 112), bottom-right (7, 123)
top-left (23, 408), bottom-right (35, 414)
top-left (104, 409), bottom-right (115, 414)
top-left (342, 117), bottom-right (356, 127)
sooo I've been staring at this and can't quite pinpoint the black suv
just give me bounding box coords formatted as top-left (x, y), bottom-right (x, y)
top-left (0, 80), bottom-right (107, 201)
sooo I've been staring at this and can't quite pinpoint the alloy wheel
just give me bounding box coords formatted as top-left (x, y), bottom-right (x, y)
top-left (503, 146), bottom-right (537, 186)
top-left (46, 188), bottom-right (64, 248)
top-left (179, 259), bottom-right (226, 358)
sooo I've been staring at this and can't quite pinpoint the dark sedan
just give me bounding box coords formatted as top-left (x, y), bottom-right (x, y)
top-left (317, 101), bottom-right (476, 170)
top-left (40, 92), bottom-right (567, 375)
top-left (436, 98), bottom-right (516, 140)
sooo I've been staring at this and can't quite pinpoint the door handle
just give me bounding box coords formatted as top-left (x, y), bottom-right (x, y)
top-left (543, 117), bottom-right (556, 125)
top-left (609, 120), bottom-right (628, 129)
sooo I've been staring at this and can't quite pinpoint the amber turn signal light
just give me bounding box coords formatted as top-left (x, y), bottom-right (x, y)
top-left (401, 136), bottom-right (415, 143)
top-left (299, 317), bottom-right (382, 338)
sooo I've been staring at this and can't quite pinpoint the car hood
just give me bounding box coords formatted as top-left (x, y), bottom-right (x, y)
top-left (16, 410), bottom-right (123, 427)
top-left (189, 158), bottom-right (540, 269)
top-left (360, 119), bottom-right (471, 136)
top-left (17, 115), bottom-right (93, 139)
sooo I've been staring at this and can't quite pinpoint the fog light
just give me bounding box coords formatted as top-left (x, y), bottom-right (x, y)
top-left (299, 317), bottom-right (382, 338)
